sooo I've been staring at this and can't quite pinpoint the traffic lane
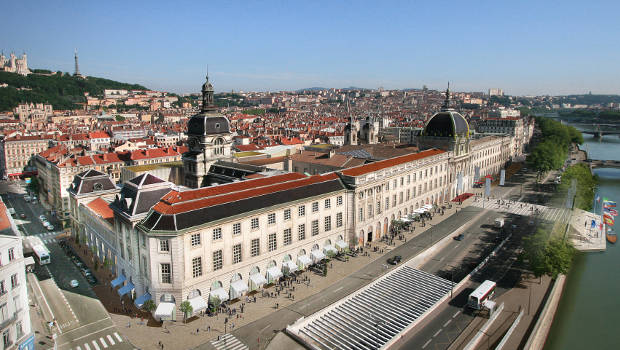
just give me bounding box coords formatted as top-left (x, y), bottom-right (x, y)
top-left (420, 210), bottom-right (499, 275)
top-left (38, 278), bottom-right (77, 330)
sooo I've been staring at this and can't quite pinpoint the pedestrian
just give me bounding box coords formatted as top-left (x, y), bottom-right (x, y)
top-left (196, 328), bottom-right (199, 334)
top-left (207, 325), bottom-right (211, 332)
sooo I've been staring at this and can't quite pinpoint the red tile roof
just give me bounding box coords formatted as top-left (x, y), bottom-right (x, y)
top-left (154, 172), bottom-right (338, 215)
top-left (87, 197), bottom-right (114, 222)
top-left (340, 149), bottom-right (446, 177)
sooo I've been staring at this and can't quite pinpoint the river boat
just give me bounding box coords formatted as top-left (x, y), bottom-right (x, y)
top-left (606, 228), bottom-right (617, 244)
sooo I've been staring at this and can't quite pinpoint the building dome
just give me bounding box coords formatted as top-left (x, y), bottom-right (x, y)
top-left (187, 114), bottom-right (230, 136)
top-left (423, 111), bottom-right (469, 139)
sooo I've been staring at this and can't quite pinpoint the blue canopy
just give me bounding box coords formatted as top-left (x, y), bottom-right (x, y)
top-left (134, 292), bottom-right (152, 308)
top-left (118, 282), bottom-right (135, 297)
top-left (111, 274), bottom-right (126, 288)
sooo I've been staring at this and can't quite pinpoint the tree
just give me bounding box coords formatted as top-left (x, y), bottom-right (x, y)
top-left (115, 114), bottom-right (126, 121)
top-left (209, 295), bottom-right (221, 314)
top-left (179, 301), bottom-right (193, 323)
top-left (142, 299), bottom-right (156, 313)
top-left (523, 228), bottom-right (576, 281)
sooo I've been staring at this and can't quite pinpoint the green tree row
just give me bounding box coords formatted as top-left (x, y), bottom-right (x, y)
top-left (558, 164), bottom-right (597, 211)
top-left (522, 226), bottom-right (576, 280)
top-left (528, 117), bottom-right (583, 178)
top-left (0, 71), bottom-right (147, 111)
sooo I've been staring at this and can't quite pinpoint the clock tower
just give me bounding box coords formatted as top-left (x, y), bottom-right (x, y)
top-left (183, 73), bottom-right (233, 188)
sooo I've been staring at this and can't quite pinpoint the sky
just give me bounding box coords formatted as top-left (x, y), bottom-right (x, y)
top-left (2, 0), bottom-right (620, 95)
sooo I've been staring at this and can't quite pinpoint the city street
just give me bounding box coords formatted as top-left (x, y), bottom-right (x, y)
top-left (0, 180), bottom-right (132, 350)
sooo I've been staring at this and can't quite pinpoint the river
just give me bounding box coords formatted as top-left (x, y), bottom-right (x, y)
top-left (544, 132), bottom-right (620, 349)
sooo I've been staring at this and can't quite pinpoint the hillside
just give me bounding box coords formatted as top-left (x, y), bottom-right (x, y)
top-left (0, 71), bottom-right (148, 111)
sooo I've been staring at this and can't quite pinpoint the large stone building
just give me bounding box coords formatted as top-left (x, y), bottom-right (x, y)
top-left (69, 77), bottom-right (528, 321)
top-left (0, 199), bottom-right (34, 350)
top-left (0, 135), bottom-right (52, 179)
top-left (0, 53), bottom-right (30, 76)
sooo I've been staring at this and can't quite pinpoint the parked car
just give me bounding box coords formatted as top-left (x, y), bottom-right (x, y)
top-left (454, 233), bottom-right (465, 241)
top-left (39, 215), bottom-right (46, 222)
top-left (46, 225), bottom-right (54, 231)
top-left (19, 213), bottom-right (26, 219)
top-left (70, 280), bottom-right (79, 288)
top-left (86, 275), bottom-right (98, 285)
top-left (387, 255), bottom-right (402, 265)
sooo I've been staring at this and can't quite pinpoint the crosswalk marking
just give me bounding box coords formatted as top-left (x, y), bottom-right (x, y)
top-left (211, 333), bottom-right (249, 350)
top-left (84, 344), bottom-right (91, 350)
top-left (99, 337), bottom-right (108, 348)
top-left (106, 335), bottom-right (115, 346)
top-left (470, 199), bottom-right (570, 224)
top-left (113, 332), bottom-right (122, 342)
top-left (91, 340), bottom-right (100, 350)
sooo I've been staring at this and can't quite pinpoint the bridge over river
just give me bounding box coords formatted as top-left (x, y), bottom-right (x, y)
top-left (587, 159), bottom-right (620, 169)
top-left (569, 123), bottom-right (620, 139)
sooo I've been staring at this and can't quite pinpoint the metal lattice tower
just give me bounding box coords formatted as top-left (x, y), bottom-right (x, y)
top-left (74, 49), bottom-right (80, 76)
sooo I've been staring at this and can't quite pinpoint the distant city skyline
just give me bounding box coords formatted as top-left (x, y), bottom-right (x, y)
top-left (2, 0), bottom-right (620, 96)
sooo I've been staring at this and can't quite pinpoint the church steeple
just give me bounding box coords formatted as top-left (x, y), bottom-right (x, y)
top-left (201, 69), bottom-right (215, 113)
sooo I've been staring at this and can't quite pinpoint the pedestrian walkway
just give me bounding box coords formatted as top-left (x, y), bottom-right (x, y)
top-left (64, 332), bottom-right (125, 350)
top-left (34, 231), bottom-right (59, 245)
top-left (210, 333), bottom-right (249, 350)
top-left (469, 198), bottom-right (571, 224)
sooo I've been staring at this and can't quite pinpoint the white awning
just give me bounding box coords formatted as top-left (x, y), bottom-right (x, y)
top-left (249, 273), bottom-right (267, 288)
top-left (230, 279), bottom-right (248, 299)
top-left (335, 240), bottom-right (348, 250)
top-left (188, 296), bottom-right (208, 314)
top-left (266, 266), bottom-right (283, 282)
top-left (154, 302), bottom-right (175, 320)
top-left (283, 260), bottom-right (297, 273)
top-left (400, 217), bottom-right (411, 222)
top-left (209, 287), bottom-right (229, 303)
top-left (297, 255), bottom-right (313, 268)
top-left (423, 204), bottom-right (433, 210)
top-left (311, 249), bottom-right (325, 262)
top-left (323, 245), bottom-right (337, 254)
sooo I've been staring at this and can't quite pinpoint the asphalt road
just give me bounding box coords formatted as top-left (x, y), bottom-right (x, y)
top-left (0, 180), bottom-right (132, 350)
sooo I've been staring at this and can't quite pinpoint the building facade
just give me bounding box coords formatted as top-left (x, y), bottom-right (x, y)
top-left (0, 53), bottom-right (30, 76)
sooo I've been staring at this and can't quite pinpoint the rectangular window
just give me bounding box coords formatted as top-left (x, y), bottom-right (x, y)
top-left (251, 238), bottom-right (260, 257)
top-left (251, 217), bottom-right (259, 230)
top-left (284, 228), bottom-right (292, 246)
top-left (233, 244), bottom-right (242, 264)
top-left (213, 250), bottom-right (223, 271)
top-left (324, 216), bottom-right (332, 231)
top-left (10, 274), bottom-right (17, 289)
top-left (298, 224), bottom-right (306, 241)
top-left (159, 239), bottom-right (169, 252)
top-left (212, 228), bottom-right (222, 241)
top-left (268, 233), bottom-right (277, 252)
top-left (336, 212), bottom-right (343, 227)
top-left (0, 304), bottom-right (6, 322)
top-left (368, 203), bottom-right (373, 218)
top-left (377, 200), bottom-right (381, 214)
top-left (0, 281), bottom-right (5, 294)
top-left (2, 330), bottom-right (8, 348)
top-left (161, 263), bottom-right (171, 284)
top-left (284, 209), bottom-right (291, 221)
top-left (191, 233), bottom-right (202, 246)
top-left (312, 202), bottom-right (319, 212)
top-left (233, 223), bottom-right (241, 236)
top-left (393, 195), bottom-right (397, 207)
top-left (298, 205), bottom-right (305, 217)
top-left (337, 196), bottom-right (343, 206)
top-left (399, 192), bottom-right (403, 204)
top-left (268, 213), bottom-right (276, 225)
top-left (324, 198), bottom-right (331, 209)
top-left (192, 257), bottom-right (202, 278)
top-left (385, 197), bottom-right (390, 210)
top-left (407, 174), bottom-right (411, 184)
top-left (312, 220), bottom-right (319, 236)
top-left (358, 207), bottom-right (364, 222)
top-left (7, 249), bottom-right (14, 262)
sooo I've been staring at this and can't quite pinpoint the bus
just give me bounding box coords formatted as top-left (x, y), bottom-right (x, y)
top-left (32, 244), bottom-right (50, 265)
top-left (23, 236), bottom-right (51, 265)
top-left (467, 280), bottom-right (496, 310)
